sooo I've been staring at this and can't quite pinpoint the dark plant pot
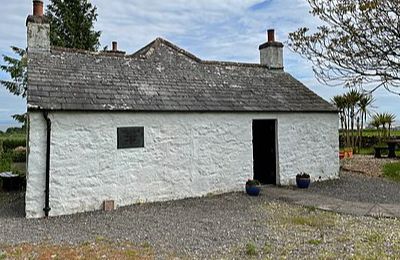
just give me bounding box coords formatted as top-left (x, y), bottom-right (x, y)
top-left (1, 176), bottom-right (23, 191)
top-left (296, 177), bottom-right (310, 189)
top-left (246, 185), bottom-right (261, 196)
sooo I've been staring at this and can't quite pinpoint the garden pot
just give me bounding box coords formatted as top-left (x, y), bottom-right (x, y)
top-left (245, 185), bottom-right (261, 196)
top-left (343, 148), bottom-right (353, 158)
top-left (296, 177), bottom-right (310, 189)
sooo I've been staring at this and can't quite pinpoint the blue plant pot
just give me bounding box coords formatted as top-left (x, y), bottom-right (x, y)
top-left (246, 185), bottom-right (261, 196)
top-left (296, 177), bottom-right (310, 189)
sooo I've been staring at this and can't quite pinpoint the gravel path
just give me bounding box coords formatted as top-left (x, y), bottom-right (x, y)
top-left (1, 191), bottom-right (400, 259)
top-left (0, 192), bottom-right (270, 258)
top-left (1, 159), bottom-right (400, 258)
top-left (308, 170), bottom-right (400, 204)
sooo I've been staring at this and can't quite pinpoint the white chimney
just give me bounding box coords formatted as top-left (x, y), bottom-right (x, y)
top-left (26, 0), bottom-right (50, 53)
top-left (259, 29), bottom-right (284, 70)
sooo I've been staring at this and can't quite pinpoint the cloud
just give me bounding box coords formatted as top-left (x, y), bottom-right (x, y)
top-left (0, 0), bottom-right (398, 126)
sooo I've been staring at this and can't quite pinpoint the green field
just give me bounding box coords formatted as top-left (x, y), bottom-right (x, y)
top-left (340, 129), bottom-right (400, 137)
top-left (361, 129), bottom-right (400, 137)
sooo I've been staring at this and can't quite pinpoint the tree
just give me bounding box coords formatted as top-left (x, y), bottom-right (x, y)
top-left (288, 0), bottom-right (400, 94)
top-left (0, 47), bottom-right (27, 97)
top-left (332, 90), bottom-right (374, 151)
top-left (1, 0), bottom-right (101, 98)
top-left (332, 95), bottom-right (346, 131)
top-left (370, 115), bottom-right (381, 140)
top-left (46, 0), bottom-right (101, 51)
top-left (344, 89), bottom-right (362, 149)
top-left (357, 94), bottom-right (374, 149)
top-left (369, 112), bottom-right (396, 142)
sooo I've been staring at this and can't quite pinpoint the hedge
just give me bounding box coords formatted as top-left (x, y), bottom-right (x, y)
top-left (2, 139), bottom-right (26, 152)
top-left (339, 135), bottom-right (400, 148)
top-left (11, 150), bottom-right (26, 163)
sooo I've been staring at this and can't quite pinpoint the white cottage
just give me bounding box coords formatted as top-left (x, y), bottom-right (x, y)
top-left (25, 1), bottom-right (339, 218)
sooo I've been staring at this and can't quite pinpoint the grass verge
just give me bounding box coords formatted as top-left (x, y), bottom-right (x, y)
top-left (383, 162), bottom-right (400, 182)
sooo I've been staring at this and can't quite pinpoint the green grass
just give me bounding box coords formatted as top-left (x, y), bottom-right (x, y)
top-left (288, 214), bottom-right (336, 228)
top-left (383, 162), bottom-right (400, 182)
top-left (245, 242), bottom-right (257, 256)
top-left (307, 239), bottom-right (322, 245)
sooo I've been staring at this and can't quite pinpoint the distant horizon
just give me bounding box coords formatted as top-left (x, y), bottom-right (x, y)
top-left (0, 117), bottom-right (21, 130)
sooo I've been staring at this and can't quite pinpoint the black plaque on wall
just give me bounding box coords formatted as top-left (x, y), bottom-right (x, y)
top-left (117, 127), bottom-right (144, 149)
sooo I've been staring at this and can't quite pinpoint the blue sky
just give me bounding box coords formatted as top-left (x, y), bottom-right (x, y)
top-left (0, 0), bottom-right (398, 127)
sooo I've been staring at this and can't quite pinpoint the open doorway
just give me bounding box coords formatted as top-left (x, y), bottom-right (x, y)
top-left (252, 120), bottom-right (277, 184)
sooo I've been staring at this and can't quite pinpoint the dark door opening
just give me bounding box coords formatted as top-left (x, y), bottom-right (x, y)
top-left (252, 120), bottom-right (277, 185)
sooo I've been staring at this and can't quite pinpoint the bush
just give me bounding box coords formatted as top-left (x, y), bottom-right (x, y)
top-left (339, 135), bottom-right (400, 148)
top-left (0, 153), bottom-right (12, 172)
top-left (2, 139), bottom-right (26, 152)
top-left (11, 151), bottom-right (26, 163)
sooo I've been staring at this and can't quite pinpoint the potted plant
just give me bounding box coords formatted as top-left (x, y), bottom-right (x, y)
top-left (343, 147), bottom-right (353, 158)
top-left (245, 179), bottom-right (261, 196)
top-left (296, 172), bottom-right (310, 189)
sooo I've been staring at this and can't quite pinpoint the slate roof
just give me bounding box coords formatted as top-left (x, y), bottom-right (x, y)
top-left (27, 38), bottom-right (337, 112)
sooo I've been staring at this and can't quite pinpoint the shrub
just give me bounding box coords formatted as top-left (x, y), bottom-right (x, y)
top-left (296, 172), bottom-right (310, 178)
top-left (2, 139), bottom-right (26, 152)
top-left (11, 150), bottom-right (26, 163)
top-left (0, 153), bottom-right (12, 172)
top-left (246, 179), bottom-right (260, 186)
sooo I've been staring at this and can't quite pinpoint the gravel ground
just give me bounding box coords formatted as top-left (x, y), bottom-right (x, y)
top-left (1, 155), bottom-right (400, 258)
top-left (0, 192), bottom-right (271, 258)
top-left (307, 170), bottom-right (400, 204)
top-left (341, 155), bottom-right (398, 177)
top-left (1, 192), bottom-right (400, 259)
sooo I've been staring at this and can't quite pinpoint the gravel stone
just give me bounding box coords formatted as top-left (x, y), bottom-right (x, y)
top-left (1, 156), bottom-right (400, 258)
top-left (341, 155), bottom-right (398, 177)
top-left (0, 192), bottom-right (271, 258)
top-left (308, 163), bottom-right (400, 204)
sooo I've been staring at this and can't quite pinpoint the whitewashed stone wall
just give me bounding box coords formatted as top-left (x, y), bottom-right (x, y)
top-left (26, 112), bottom-right (339, 218)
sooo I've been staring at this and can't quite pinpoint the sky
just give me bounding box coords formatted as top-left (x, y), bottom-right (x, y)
top-left (0, 0), bottom-right (398, 129)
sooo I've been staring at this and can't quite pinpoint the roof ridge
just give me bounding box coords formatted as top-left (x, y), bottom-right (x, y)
top-left (130, 37), bottom-right (277, 68)
top-left (129, 37), bottom-right (202, 62)
top-left (51, 46), bottom-right (127, 57)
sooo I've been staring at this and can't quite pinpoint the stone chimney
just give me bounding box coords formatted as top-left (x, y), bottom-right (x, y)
top-left (259, 29), bottom-right (284, 70)
top-left (26, 0), bottom-right (50, 53)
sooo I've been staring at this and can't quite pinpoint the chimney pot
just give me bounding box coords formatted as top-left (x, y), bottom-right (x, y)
top-left (33, 0), bottom-right (44, 17)
top-left (112, 41), bottom-right (118, 52)
top-left (267, 29), bottom-right (275, 42)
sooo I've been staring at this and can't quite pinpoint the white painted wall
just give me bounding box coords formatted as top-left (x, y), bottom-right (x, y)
top-left (26, 111), bottom-right (339, 218)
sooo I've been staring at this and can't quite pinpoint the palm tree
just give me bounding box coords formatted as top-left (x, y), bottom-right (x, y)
top-left (344, 89), bottom-right (362, 149)
top-left (332, 95), bottom-right (346, 130)
top-left (357, 94), bottom-right (374, 150)
top-left (370, 114), bottom-right (382, 142)
top-left (383, 113), bottom-right (396, 138)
